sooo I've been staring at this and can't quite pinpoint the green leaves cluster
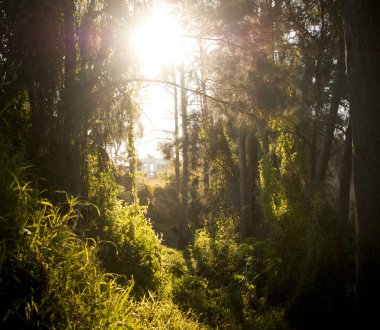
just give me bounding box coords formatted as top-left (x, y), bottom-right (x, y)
top-left (0, 141), bottom-right (204, 329)
top-left (170, 213), bottom-right (289, 329)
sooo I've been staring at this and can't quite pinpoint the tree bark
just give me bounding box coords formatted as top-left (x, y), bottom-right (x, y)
top-left (247, 131), bottom-right (261, 238)
top-left (239, 127), bottom-right (249, 240)
top-left (342, 1), bottom-right (380, 325)
top-left (127, 106), bottom-right (137, 200)
top-left (179, 64), bottom-right (189, 249)
top-left (199, 37), bottom-right (210, 195)
top-left (173, 71), bottom-right (182, 237)
top-left (310, 50), bottom-right (325, 185)
top-left (315, 37), bottom-right (345, 186)
top-left (335, 122), bottom-right (352, 324)
top-left (306, 0), bottom-right (326, 187)
top-left (63, 0), bottom-right (81, 197)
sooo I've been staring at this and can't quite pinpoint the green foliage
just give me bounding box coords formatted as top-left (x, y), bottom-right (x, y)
top-left (1, 0), bottom-right (356, 328)
top-left (128, 293), bottom-right (208, 330)
top-left (0, 159), bottom-right (204, 329)
top-left (0, 138), bottom-right (29, 238)
top-left (191, 215), bottom-right (240, 279)
top-left (170, 214), bottom-right (289, 329)
top-left (256, 118), bottom-right (356, 328)
top-left (172, 216), bottom-right (242, 327)
top-left (173, 272), bottom-right (245, 329)
top-left (85, 151), bottom-right (162, 293)
top-left (248, 309), bottom-right (290, 330)
top-left (259, 119), bottom-right (307, 222)
top-left (87, 152), bottom-right (122, 214)
top-left (284, 195), bottom-right (342, 329)
top-left (99, 200), bottom-right (163, 293)
top-left (138, 172), bottom-right (180, 248)
top-left (0, 169), bottom-right (135, 328)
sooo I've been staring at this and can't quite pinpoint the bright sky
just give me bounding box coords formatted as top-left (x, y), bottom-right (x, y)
top-left (137, 84), bottom-right (175, 158)
top-left (130, 0), bottom-right (196, 159)
top-left (132, 3), bottom-right (184, 76)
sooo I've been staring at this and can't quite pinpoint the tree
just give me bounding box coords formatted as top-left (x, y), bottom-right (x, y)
top-left (341, 0), bottom-right (380, 325)
top-left (315, 35), bottom-right (346, 187)
top-left (62, 0), bottom-right (81, 197)
top-left (335, 121), bottom-right (352, 325)
top-left (173, 70), bottom-right (182, 236)
top-left (179, 63), bottom-right (190, 248)
top-left (238, 126), bottom-right (249, 239)
top-left (199, 37), bottom-right (210, 196)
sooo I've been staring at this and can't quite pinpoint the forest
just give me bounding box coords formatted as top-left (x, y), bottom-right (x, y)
top-left (1, 0), bottom-right (379, 329)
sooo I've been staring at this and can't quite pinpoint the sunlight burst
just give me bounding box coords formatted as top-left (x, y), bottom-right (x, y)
top-left (132, 5), bottom-right (185, 75)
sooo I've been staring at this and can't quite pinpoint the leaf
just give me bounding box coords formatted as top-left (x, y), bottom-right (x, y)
top-left (40, 200), bottom-right (53, 207)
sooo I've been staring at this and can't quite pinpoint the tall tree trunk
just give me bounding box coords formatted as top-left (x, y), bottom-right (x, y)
top-left (310, 52), bottom-right (324, 185)
top-left (27, 88), bottom-right (45, 162)
top-left (127, 107), bottom-right (137, 200)
top-left (247, 131), bottom-right (261, 238)
top-left (335, 122), bottom-right (352, 324)
top-left (173, 71), bottom-right (181, 233)
top-left (63, 0), bottom-right (81, 196)
top-left (239, 127), bottom-right (248, 240)
top-left (22, 2), bottom-right (59, 189)
top-left (199, 37), bottom-right (210, 195)
top-left (342, 1), bottom-right (380, 325)
top-left (310, 1), bottom-right (326, 186)
top-left (315, 37), bottom-right (345, 186)
top-left (179, 64), bottom-right (189, 249)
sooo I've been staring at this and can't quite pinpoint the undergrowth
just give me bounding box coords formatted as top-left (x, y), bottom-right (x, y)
top-left (0, 146), bottom-right (205, 329)
top-left (171, 214), bottom-right (290, 329)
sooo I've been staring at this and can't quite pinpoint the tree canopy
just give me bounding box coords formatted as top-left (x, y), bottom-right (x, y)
top-left (1, 0), bottom-right (379, 328)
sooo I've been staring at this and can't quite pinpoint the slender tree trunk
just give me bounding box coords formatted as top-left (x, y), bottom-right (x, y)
top-left (335, 122), bottom-right (352, 324)
top-left (63, 0), bottom-right (81, 197)
top-left (310, 53), bottom-right (324, 185)
top-left (315, 37), bottom-right (345, 186)
top-left (199, 37), bottom-right (210, 195)
top-left (81, 132), bottom-right (89, 200)
top-left (22, 3), bottom-right (57, 188)
top-left (239, 127), bottom-right (248, 240)
top-left (342, 1), bottom-right (380, 325)
top-left (27, 88), bottom-right (44, 162)
top-left (310, 2), bottom-right (326, 186)
top-left (247, 131), bottom-right (261, 238)
top-left (127, 107), bottom-right (137, 200)
top-left (173, 71), bottom-right (181, 233)
top-left (179, 64), bottom-right (189, 249)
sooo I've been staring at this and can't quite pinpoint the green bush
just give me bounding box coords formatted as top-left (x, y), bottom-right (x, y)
top-left (191, 215), bottom-right (240, 280)
top-left (129, 293), bottom-right (208, 329)
top-left (138, 173), bottom-right (179, 248)
top-left (0, 174), bottom-right (136, 328)
top-left (85, 154), bottom-right (163, 293)
top-left (98, 200), bottom-right (163, 293)
top-left (0, 176), bottom-right (206, 329)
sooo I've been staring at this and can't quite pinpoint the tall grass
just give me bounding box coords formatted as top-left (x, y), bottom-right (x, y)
top-left (0, 160), bottom-right (205, 329)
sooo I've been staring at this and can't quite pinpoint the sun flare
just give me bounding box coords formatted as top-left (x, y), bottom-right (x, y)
top-left (132, 4), bottom-right (185, 75)
top-left (128, 1), bottom-right (196, 158)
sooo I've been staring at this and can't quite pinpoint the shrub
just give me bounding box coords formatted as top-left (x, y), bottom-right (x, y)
top-left (0, 159), bottom-right (205, 329)
top-left (98, 200), bottom-right (163, 293)
top-left (191, 215), bottom-right (240, 280)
